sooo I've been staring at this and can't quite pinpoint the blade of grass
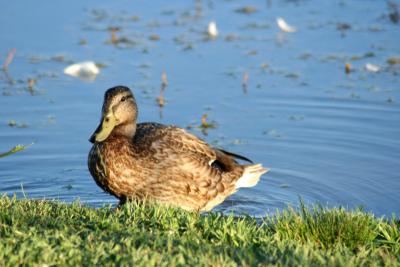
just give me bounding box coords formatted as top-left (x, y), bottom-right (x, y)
top-left (0, 143), bottom-right (33, 158)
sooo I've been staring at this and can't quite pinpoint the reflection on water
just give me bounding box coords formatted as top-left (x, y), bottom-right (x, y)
top-left (0, 0), bottom-right (399, 217)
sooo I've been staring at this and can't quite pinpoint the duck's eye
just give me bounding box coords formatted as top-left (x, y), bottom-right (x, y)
top-left (121, 96), bottom-right (126, 102)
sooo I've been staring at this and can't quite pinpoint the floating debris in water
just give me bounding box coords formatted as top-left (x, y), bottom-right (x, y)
top-left (388, 1), bottom-right (400, 23)
top-left (28, 54), bottom-right (72, 64)
top-left (161, 71), bottom-right (168, 87)
top-left (260, 62), bottom-right (269, 70)
top-left (46, 115), bottom-right (56, 125)
top-left (27, 78), bottom-right (36, 88)
top-left (106, 27), bottom-right (137, 47)
top-left (156, 95), bottom-right (165, 107)
top-left (242, 22), bottom-right (270, 30)
top-left (27, 78), bottom-right (37, 95)
top-left (51, 55), bottom-right (66, 62)
top-left (109, 27), bottom-right (120, 44)
top-left (387, 56), bottom-right (400, 65)
top-left (235, 6), bottom-right (258, 14)
top-left (138, 63), bottom-right (151, 69)
top-left (2, 48), bottom-right (16, 71)
top-left (298, 53), bottom-right (312, 60)
top-left (285, 72), bottom-right (300, 79)
top-left (200, 114), bottom-right (217, 129)
top-left (289, 115), bottom-right (304, 121)
top-left (131, 15), bottom-right (140, 22)
top-left (224, 34), bottom-right (239, 42)
top-left (182, 43), bottom-right (194, 51)
top-left (263, 129), bottom-right (282, 138)
top-left (387, 96), bottom-right (395, 103)
top-left (336, 22), bottom-right (351, 31)
top-left (345, 63), bottom-right (352, 74)
top-left (276, 17), bottom-right (296, 33)
top-left (149, 34), bottom-right (160, 41)
top-left (64, 61), bottom-right (100, 81)
top-left (187, 114), bottom-right (217, 135)
top-left (368, 25), bottom-right (383, 32)
top-left (78, 38), bottom-right (88, 45)
top-left (8, 120), bottom-right (17, 127)
top-left (350, 52), bottom-right (375, 61)
top-left (8, 120), bottom-right (28, 128)
top-left (63, 184), bottom-right (73, 190)
top-left (0, 143), bottom-right (33, 158)
top-left (365, 63), bottom-right (380, 73)
top-left (242, 71), bottom-right (249, 93)
top-left (200, 114), bottom-right (216, 129)
top-left (246, 50), bottom-right (258, 56)
top-left (207, 21), bottom-right (218, 38)
top-left (156, 71), bottom-right (168, 107)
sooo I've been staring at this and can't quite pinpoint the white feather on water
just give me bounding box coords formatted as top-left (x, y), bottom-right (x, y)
top-left (276, 17), bottom-right (297, 33)
top-left (64, 61), bottom-right (100, 81)
top-left (365, 63), bottom-right (380, 73)
top-left (207, 21), bottom-right (219, 38)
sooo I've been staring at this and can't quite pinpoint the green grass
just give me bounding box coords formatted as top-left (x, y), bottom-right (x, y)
top-left (0, 196), bottom-right (399, 266)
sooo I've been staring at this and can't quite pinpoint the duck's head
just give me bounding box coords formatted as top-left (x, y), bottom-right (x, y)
top-left (89, 86), bottom-right (138, 143)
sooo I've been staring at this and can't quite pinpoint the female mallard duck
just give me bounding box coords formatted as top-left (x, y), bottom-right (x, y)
top-left (88, 86), bottom-right (268, 211)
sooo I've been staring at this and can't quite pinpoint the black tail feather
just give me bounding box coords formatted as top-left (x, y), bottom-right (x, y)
top-left (217, 149), bottom-right (253, 163)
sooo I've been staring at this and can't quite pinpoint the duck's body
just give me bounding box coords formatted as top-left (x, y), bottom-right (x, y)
top-left (88, 86), bottom-right (268, 212)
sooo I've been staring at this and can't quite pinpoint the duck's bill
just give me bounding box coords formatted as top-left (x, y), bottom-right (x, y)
top-left (89, 112), bottom-right (118, 143)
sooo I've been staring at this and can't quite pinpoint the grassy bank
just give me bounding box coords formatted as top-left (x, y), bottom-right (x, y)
top-left (0, 196), bottom-right (399, 266)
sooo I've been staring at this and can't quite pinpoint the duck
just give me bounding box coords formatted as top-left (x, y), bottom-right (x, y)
top-left (88, 86), bottom-right (268, 212)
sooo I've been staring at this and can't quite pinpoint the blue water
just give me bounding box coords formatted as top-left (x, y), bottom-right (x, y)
top-left (1, 0), bottom-right (399, 217)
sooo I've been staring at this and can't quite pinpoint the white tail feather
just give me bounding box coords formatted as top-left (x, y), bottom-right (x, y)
top-left (235, 164), bottom-right (269, 189)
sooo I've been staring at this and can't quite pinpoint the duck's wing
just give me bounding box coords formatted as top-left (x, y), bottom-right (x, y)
top-left (134, 123), bottom-right (259, 179)
top-left (134, 123), bottom-right (254, 172)
top-left (134, 123), bottom-right (217, 163)
top-left (133, 123), bottom-right (264, 211)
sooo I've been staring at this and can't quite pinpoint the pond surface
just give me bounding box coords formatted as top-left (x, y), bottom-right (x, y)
top-left (1, 0), bottom-right (399, 217)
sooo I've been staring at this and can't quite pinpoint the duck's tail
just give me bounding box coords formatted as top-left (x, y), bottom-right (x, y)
top-left (235, 164), bottom-right (269, 189)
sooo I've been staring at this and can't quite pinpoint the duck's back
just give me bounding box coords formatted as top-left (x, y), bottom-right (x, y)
top-left (133, 122), bottom-right (216, 161)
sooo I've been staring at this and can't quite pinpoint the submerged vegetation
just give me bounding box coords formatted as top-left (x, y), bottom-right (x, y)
top-left (0, 196), bottom-right (399, 266)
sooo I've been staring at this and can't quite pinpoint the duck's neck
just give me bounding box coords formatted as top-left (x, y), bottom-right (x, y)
top-left (113, 122), bottom-right (137, 140)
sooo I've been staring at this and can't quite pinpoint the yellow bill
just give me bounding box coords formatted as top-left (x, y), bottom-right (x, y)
top-left (89, 111), bottom-right (118, 143)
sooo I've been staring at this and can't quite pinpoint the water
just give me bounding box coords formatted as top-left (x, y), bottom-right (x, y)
top-left (1, 0), bottom-right (399, 217)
